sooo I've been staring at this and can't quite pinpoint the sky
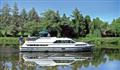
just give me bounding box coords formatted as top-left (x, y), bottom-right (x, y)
top-left (0, 0), bottom-right (120, 23)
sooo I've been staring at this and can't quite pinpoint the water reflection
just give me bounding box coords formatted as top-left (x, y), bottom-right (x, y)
top-left (0, 49), bottom-right (120, 70)
top-left (20, 52), bottom-right (92, 67)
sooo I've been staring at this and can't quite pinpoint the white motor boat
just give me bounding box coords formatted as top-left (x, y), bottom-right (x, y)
top-left (20, 37), bottom-right (93, 52)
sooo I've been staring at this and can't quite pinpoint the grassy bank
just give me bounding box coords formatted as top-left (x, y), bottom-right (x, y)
top-left (0, 37), bottom-right (120, 49)
top-left (74, 37), bottom-right (120, 48)
top-left (0, 37), bottom-right (19, 45)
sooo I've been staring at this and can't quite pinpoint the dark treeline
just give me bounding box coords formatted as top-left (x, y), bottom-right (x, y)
top-left (0, 3), bottom-right (120, 37)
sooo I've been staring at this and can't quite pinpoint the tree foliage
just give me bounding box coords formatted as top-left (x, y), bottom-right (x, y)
top-left (0, 3), bottom-right (120, 37)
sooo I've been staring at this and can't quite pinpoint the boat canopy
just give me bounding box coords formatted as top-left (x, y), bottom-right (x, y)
top-left (39, 31), bottom-right (49, 37)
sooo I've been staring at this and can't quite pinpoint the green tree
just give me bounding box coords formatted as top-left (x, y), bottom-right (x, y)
top-left (84, 15), bottom-right (91, 34)
top-left (89, 17), bottom-right (104, 37)
top-left (19, 8), bottom-right (28, 35)
top-left (100, 22), bottom-right (110, 37)
top-left (60, 13), bottom-right (74, 37)
top-left (20, 8), bottom-right (27, 22)
top-left (61, 13), bottom-right (70, 25)
top-left (110, 17), bottom-right (120, 36)
top-left (71, 8), bottom-right (84, 37)
top-left (13, 3), bottom-right (19, 17)
top-left (40, 9), bottom-right (61, 37)
top-left (28, 8), bottom-right (39, 22)
top-left (0, 3), bottom-right (120, 37)
top-left (11, 3), bottom-right (22, 36)
top-left (23, 21), bottom-right (36, 36)
top-left (0, 3), bottom-right (11, 36)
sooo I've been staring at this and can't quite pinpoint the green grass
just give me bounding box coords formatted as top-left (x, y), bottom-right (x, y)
top-left (0, 37), bottom-right (19, 45)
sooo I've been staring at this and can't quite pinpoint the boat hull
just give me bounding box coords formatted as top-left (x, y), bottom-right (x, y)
top-left (20, 46), bottom-right (93, 52)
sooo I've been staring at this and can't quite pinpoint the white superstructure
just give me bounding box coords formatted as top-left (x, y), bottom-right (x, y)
top-left (20, 37), bottom-right (93, 52)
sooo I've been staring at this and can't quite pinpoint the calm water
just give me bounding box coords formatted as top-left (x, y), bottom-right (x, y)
top-left (0, 46), bottom-right (120, 70)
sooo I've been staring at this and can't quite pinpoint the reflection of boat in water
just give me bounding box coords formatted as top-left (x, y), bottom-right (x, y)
top-left (20, 52), bottom-right (92, 66)
top-left (20, 37), bottom-right (93, 52)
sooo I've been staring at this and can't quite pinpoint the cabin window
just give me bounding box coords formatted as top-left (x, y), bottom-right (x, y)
top-left (75, 44), bottom-right (86, 46)
top-left (27, 44), bottom-right (48, 46)
top-left (54, 40), bottom-right (75, 43)
top-left (61, 48), bottom-right (65, 50)
top-left (68, 40), bottom-right (75, 43)
top-left (54, 40), bottom-right (61, 43)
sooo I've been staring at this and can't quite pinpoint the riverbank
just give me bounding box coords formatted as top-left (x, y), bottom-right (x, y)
top-left (74, 37), bottom-right (120, 49)
top-left (0, 37), bottom-right (19, 45)
top-left (0, 37), bottom-right (120, 49)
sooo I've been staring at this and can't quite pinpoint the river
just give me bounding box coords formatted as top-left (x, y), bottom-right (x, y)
top-left (0, 45), bottom-right (120, 70)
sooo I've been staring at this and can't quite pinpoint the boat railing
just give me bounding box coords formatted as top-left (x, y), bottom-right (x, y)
top-left (26, 37), bottom-right (56, 41)
top-left (26, 37), bottom-right (38, 41)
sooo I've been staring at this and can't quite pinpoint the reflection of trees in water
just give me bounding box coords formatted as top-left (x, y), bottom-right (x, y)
top-left (26, 66), bottom-right (36, 70)
top-left (91, 49), bottom-right (106, 67)
top-left (0, 53), bottom-right (19, 70)
top-left (90, 49), bottom-right (120, 67)
top-left (72, 60), bottom-right (90, 70)
top-left (70, 53), bottom-right (91, 70)
top-left (19, 58), bottom-right (36, 70)
top-left (105, 49), bottom-right (120, 60)
top-left (72, 61), bottom-right (82, 70)
top-left (46, 66), bottom-right (57, 70)
top-left (71, 49), bottom-right (120, 69)
top-left (0, 49), bottom-right (120, 70)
